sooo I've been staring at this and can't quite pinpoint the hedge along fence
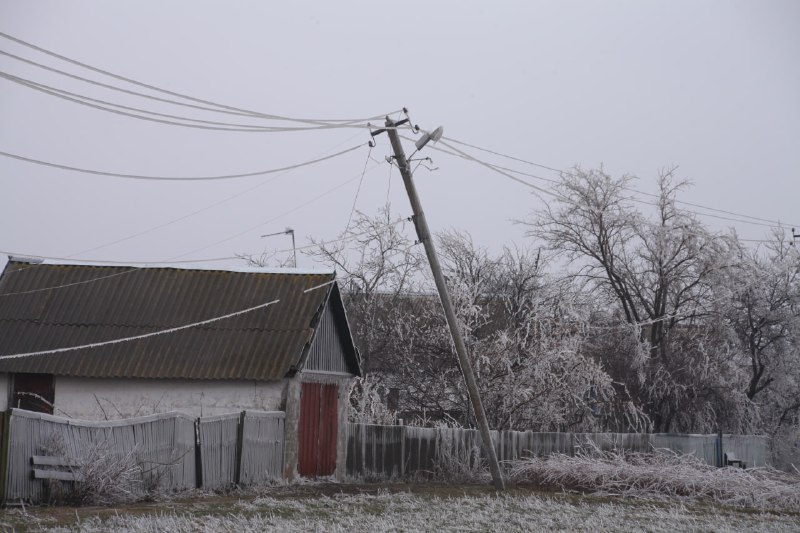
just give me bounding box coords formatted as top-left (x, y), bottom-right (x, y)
top-left (1, 408), bottom-right (285, 502)
top-left (345, 423), bottom-right (769, 479)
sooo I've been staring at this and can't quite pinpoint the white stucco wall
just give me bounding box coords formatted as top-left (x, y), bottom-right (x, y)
top-left (52, 376), bottom-right (287, 420)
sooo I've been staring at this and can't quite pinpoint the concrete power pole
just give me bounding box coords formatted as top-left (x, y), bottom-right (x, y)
top-left (383, 117), bottom-right (505, 490)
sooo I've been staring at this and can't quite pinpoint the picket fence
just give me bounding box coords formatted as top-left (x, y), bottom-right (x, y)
top-left (345, 423), bottom-right (768, 479)
top-left (1, 408), bottom-right (284, 502)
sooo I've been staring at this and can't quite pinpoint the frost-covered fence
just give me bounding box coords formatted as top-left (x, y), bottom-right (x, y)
top-left (3, 409), bottom-right (196, 502)
top-left (197, 413), bottom-right (240, 490)
top-left (2, 409), bottom-right (285, 502)
top-left (197, 410), bottom-right (285, 490)
top-left (345, 423), bottom-right (768, 479)
top-left (238, 411), bottom-right (285, 485)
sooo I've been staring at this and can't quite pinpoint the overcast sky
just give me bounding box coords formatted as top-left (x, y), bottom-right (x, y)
top-left (1, 1), bottom-right (798, 269)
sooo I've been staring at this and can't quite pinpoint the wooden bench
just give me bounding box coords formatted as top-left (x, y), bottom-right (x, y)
top-left (31, 455), bottom-right (83, 482)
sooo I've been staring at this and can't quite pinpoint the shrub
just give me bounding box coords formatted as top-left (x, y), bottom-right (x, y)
top-left (510, 447), bottom-right (800, 511)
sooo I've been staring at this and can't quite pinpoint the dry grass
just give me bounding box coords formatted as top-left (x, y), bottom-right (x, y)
top-left (68, 441), bottom-right (143, 506)
top-left (38, 436), bottom-right (145, 506)
top-left (510, 448), bottom-right (800, 512)
top-left (432, 444), bottom-right (491, 484)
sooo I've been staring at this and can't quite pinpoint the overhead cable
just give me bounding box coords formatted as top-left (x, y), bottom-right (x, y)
top-left (0, 144), bottom-right (363, 181)
top-left (0, 49), bottom-right (305, 123)
top-left (442, 136), bottom-right (563, 173)
top-left (435, 138), bottom-right (792, 230)
top-left (434, 139), bottom-right (563, 202)
top-left (0, 141), bottom-right (387, 273)
top-left (168, 160), bottom-right (386, 260)
top-left (65, 131), bottom-right (368, 258)
top-left (0, 33), bottom-right (396, 126)
top-left (0, 72), bottom-right (329, 132)
top-left (443, 135), bottom-right (799, 228)
top-left (343, 144), bottom-right (373, 233)
top-left (463, 152), bottom-right (789, 230)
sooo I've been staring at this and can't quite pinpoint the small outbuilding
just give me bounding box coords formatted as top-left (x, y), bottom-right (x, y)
top-left (0, 256), bottom-right (361, 480)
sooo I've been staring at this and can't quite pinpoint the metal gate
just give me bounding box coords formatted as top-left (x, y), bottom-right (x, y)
top-left (297, 382), bottom-right (338, 477)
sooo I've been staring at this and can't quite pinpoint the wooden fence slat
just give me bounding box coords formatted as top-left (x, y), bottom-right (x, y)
top-left (31, 456), bottom-right (79, 467)
top-left (33, 469), bottom-right (81, 481)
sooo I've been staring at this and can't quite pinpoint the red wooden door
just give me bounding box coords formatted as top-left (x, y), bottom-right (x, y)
top-left (298, 382), bottom-right (339, 477)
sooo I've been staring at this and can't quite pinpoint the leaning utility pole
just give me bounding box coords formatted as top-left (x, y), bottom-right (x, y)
top-left (383, 117), bottom-right (505, 490)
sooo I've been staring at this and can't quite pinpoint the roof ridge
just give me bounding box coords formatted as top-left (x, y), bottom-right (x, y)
top-left (5, 257), bottom-right (335, 276)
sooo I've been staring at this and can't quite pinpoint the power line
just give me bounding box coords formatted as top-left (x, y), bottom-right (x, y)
top-left (442, 135), bottom-right (800, 229)
top-left (442, 136), bottom-right (562, 173)
top-left (435, 138), bottom-right (794, 231)
top-left (425, 141), bottom-right (559, 185)
top-left (0, 144), bottom-right (363, 181)
top-left (1, 139), bottom-right (383, 275)
top-left (433, 139), bottom-right (563, 202)
top-left (167, 160), bottom-right (386, 260)
top-left (0, 71), bottom-right (320, 132)
top-left (0, 71), bottom-right (376, 133)
top-left (386, 159), bottom-right (393, 205)
top-left (0, 32), bottom-right (396, 126)
top-left (429, 139), bottom-right (790, 247)
top-left (0, 49), bottom-right (320, 125)
top-left (343, 144), bottom-right (373, 233)
top-left (67, 131), bottom-right (369, 258)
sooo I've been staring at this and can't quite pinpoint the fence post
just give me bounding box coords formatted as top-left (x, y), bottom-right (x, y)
top-left (194, 418), bottom-right (203, 489)
top-left (400, 424), bottom-right (406, 478)
top-left (0, 411), bottom-right (8, 502)
top-left (234, 411), bottom-right (246, 484)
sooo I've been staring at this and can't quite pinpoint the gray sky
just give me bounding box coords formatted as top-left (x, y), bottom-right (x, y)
top-left (1, 1), bottom-right (798, 268)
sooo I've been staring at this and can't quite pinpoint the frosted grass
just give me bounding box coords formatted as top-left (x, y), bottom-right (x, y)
top-left (32, 490), bottom-right (800, 532)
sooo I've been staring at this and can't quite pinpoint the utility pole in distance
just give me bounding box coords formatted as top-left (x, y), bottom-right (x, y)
top-left (382, 117), bottom-right (505, 490)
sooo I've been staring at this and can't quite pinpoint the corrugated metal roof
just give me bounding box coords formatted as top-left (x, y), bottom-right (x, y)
top-left (0, 261), bottom-right (348, 380)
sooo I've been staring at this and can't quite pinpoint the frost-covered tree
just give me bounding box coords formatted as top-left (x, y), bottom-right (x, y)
top-left (428, 232), bottom-right (629, 431)
top-left (717, 233), bottom-right (800, 447)
top-left (723, 235), bottom-right (800, 405)
top-left (306, 205), bottom-right (423, 375)
top-left (527, 167), bottom-right (744, 432)
top-left (313, 210), bottom-right (630, 431)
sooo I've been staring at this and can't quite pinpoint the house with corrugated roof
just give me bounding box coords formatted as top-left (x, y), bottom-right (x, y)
top-left (0, 255), bottom-right (361, 479)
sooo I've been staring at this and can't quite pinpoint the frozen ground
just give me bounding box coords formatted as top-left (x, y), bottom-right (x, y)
top-left (3, 484), bottom-right (799, 532)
